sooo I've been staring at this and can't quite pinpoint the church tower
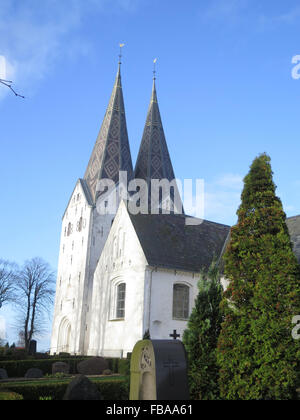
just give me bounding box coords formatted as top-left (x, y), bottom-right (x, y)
top-left (134, 76), bottom-right (183, 213)
top-left (50, 60), bottom-right (133, 355)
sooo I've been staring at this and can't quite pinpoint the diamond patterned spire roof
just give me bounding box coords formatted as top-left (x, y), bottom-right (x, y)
top-left (134, 80), bottom-right (175, 184)
top-left (84, 64), bottom-right (133, 203)
top-left (134, 79), bottom-right (183, 213)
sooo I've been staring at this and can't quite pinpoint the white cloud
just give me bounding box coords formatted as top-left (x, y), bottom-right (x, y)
top-left (215, 173), bottom-right (243, 190)
top-left (201, 0), bottom-right (249, 23)
top-left (201, 1), bottom-right (300, 31)
top-left (203, 173), bottom-right (243, 225)
top-left (182, 173), bottom-right (243, 226)
top-left (0, 0), bottom-right (139, 99)
top-left (259, 6), bottom-right (300, 26)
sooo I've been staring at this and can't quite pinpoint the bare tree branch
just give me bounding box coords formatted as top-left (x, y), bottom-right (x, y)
top-left (14, 258), bottom-right (55, 351)
top-left (0, 259), bottom-right (17, 308)
top-left (0, 78), bottom-right (25, 98)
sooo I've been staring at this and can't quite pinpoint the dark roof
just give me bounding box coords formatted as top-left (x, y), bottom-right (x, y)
top-left (84, 64), bottom-right (133, 203)
top-left (286, 215), bottom-right (300, 263)
top-left (128, 213), bottom-right (230, 272)
top-left (134, 80), bottom-right (176, 188)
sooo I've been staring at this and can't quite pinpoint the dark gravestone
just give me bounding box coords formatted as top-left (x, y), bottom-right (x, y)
top-left (25, 368), bottom-right (43, 379)
top-left (0, 368), bottom-right (8, 380)
top-left (52, 361), bottom-right (70, 375)
top-left (77, 357), bottom-right (108, 375)
top-left (130, 339), bottom-right (189, 400)
top-left (63, 375), bottom-right (102, 400)
top-left (29, 340), bottom-right (37, 355)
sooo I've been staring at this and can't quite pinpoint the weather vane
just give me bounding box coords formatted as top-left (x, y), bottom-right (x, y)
top-left (153, 58), bottom-right (157, 80)
top-left (119, 43), bottom-right (125, 64)
top-left (0, 78), bottom-right (25, 98)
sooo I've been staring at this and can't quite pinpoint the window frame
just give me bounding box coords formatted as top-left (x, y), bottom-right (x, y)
top-left (172, 283), bottom-right (190, 320)
top-left (109, 279), bottom-right (126, 321)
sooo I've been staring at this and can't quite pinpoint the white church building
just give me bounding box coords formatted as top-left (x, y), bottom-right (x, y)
top-left (50, 60), bottom-right (232, 357)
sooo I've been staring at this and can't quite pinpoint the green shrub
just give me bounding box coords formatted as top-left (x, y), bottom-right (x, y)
top-left (0, 357), bottom-right (89, 378)
top-left (183, 259), bottom-right (222, 400)
top-left (217, 154), bottom-right (300, 400)
top-left (0, 391), bottom-right (24, 400)
top-left (0, 356), bottom-right (130, 381)
top-left (118, 359), bottom-right (130, 376)
top-left (0, 378), bottom-right (128, 400)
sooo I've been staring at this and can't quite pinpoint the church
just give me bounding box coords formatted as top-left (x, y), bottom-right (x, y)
top-left (50, 59), bottom-right (300, 358)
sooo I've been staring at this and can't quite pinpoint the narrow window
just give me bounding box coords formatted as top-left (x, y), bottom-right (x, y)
top-left (77, 217), bottom-right (83, 232)
top-left (116, 283), bottom-right (126, 319)
top-left (172, 284), bottom-right (189, 319)
top-left (67, 222), bottom-right (72, 236)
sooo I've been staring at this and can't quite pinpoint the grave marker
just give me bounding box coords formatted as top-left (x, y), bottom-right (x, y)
top-left (130, 339), bottom-right (189, 400)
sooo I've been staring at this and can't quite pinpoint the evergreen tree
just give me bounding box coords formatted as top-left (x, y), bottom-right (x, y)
top-left (217, 153), bottom-right (300, 400)
top-left (183, 259), bottom-right (223, 400)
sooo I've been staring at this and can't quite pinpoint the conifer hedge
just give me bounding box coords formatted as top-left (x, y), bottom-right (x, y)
top-left (217, 154), bottom-right (300, 400)
top-left (183, 260), bottom-right (222, 400)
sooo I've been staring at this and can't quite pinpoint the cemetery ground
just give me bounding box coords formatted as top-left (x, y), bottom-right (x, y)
top-left (0, 351), bottom-right (130, 400)
top-left (0, 375), bottom-right (128, 400)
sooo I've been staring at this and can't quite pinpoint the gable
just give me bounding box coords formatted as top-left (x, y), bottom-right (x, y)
top-left (62, 178), bottom-right (93, 220)
top-left (96, 201), bottom-right (148, 271)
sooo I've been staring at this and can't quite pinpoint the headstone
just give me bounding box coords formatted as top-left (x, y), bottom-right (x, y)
top-left (52, 361), bottom-right (70, 375)
top-left (24, 368), bottom-right (43, 379)
top-left (77, 357), bottom-right (108, 375)
top-left (0, 368), bottom-right (8, 380)
top-left (28, 340), bottom-right (37, 355)
top-left (130, 339), bottom-right (189, 400)
top-left (63, 374), bottom-right (102, 400)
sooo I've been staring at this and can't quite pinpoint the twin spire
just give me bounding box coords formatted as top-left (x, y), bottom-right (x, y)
top-left (84, 63), bottom-right (133, 202)
top-left (84, 59), bottom-right (177, 206)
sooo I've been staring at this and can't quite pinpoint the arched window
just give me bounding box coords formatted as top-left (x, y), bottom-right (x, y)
top-left (116, 283), bottom-right (126, 319)
top-left (172, 284), bottom-right (189, 319)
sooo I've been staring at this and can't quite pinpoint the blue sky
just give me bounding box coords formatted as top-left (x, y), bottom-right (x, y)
top-left (0, 0), bottom-right (300, 350)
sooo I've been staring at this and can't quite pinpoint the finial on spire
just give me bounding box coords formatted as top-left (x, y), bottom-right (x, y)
top-left (153, 58), bottom-right (157, 81)
top-left (119, 43), bottom-right (125, 65)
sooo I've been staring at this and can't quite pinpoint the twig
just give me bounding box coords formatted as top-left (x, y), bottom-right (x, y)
top-left (0, 78), bottom-right (25, 98)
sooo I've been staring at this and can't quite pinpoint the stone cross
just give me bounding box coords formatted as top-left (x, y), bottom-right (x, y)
top-left (169, 329), bottom-right (180, 340)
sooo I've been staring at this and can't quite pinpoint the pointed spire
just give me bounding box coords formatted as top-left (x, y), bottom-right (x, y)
top-left (134, 72), bottom-right (175, 186)
top-left (134, 67), bottom-right (183, 213)
top-left (84, 58), bottom-right (133, 203)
